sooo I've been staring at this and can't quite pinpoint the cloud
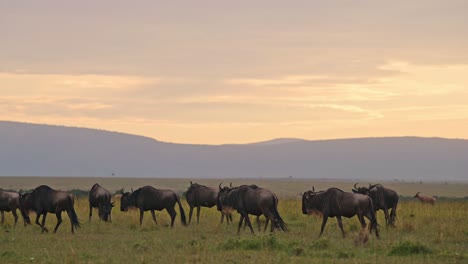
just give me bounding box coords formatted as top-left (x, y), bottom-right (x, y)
top-left (0, 72), bottom-right (161, 97)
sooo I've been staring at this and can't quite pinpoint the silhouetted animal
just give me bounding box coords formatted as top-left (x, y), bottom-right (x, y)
top-left (120, 186), bottom-right (187, 227)
top-left (302, 187), bottom-right (379, 238)
top-left (352, 183), bottom-right (398, 227)
top-left (19, 185), bottom-right (80, 233)
top-left (217, 184), bottom-right (287, 234)
top-left (89, 183), bottom-right (114, 222)
top-left (185, 181), bottom-right (232, 224)
top-left (0, 188), bottom-right (26, 226)
top-left (414, 192), bottom-right (436, 205)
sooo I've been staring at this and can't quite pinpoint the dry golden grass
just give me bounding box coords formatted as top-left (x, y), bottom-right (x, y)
top-left (0, 177), bottom-right (467, 263)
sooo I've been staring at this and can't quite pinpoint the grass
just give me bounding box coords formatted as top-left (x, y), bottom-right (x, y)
top-left (0, 178), bottom-right (467, 263)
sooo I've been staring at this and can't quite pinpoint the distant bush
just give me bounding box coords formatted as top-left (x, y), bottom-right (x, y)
top-left (69, 189), bottom-right (89, 198)
top-left (388, 241), bottom-right (432, 256)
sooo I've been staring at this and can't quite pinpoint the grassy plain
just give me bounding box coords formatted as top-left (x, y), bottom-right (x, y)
top-left (0, 177), bottom-right (467, 263)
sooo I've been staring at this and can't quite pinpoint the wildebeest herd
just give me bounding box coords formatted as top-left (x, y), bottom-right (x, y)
top-left (0, 182), bottom-right (435, 238)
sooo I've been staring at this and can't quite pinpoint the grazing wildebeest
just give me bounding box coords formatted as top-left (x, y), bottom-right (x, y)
top-left (89, 183), bottom-right (114, 222)
top-left (352, 183), bottom-right (399, 227)
top-left (302, 187), bottom-right (379, 238)
top-left (19, 185), bottom-right (80, 233)
top-left (0, 188), bottom-right (27, 226)
top-left (185, 181), bottom-right (232, 224)
top-left (217, 184), bottom-right (287, 234)
top-left (120, 186), bottom-right (187, 227)
top-left (414, 192), bottom-right (436, 205)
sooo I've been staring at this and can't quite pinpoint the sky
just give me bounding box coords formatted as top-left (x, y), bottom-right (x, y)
top-left (1, 1), bottom-right (468, 144)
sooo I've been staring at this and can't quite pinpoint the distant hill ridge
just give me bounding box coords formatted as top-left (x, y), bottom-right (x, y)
top-left (1, 121), bottom-right (467, 182)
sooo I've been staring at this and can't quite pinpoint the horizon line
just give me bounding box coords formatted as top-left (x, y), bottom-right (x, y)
top-left (2, 119), bottom-right (467, 146)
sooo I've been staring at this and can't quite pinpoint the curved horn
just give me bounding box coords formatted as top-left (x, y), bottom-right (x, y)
top-left (229, 182), bottom-right (232, 188)
top-left (369, 184), bottom-right (378, 190)
top-left (190, 180), bottom-right (193, 185)
top-left (131, 188), bottom-right (134, 193)
top-left (354, 183), bottom-right (359, 189)
top-left (312, 186), bottom-right (315, 192)
top-left (219, 182), bottom-right (222, 190)
top-left (120, 188), bottom-right (125, 194)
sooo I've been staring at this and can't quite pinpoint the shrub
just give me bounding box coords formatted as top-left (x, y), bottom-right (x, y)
top-left (388, 241), bottom-right (432, 256)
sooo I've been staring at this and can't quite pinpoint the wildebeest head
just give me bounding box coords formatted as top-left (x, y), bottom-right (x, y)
top-left (216, 183), bottom-right (233, 212)
top-left (352, 183), bottom-right (372, 195)
top-left (18, 192), bottom-right (32, 225)
top-left (101, 202), bottom-right (114, 221)
top-left (120, 189), bottom-right (136, 212)
top-left (301, 188), bottom-right (322, 215)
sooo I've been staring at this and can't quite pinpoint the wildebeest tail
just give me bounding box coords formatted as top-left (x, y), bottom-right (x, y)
top-left (67, 196), bottom-right (81, 229)
top-left (175, 193), bottom-right (187, 226)
top-left (272, 197), bottom-right (288, 232)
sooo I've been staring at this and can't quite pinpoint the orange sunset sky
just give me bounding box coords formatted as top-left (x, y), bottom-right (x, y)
top-left (1, 1), bottom-right (467, 144)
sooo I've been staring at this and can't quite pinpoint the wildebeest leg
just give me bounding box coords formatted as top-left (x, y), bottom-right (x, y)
top-left (12, 209), bottom-right (18, 227)
top-left (390, 205), bottom-right (397, 227)
top-left (364, 211), bottom-right (379, 238)
top-left (237, 215), bottom-right (244, 234)
top-left (242, 214), bottom-right (255, 234)
top-left (98, 204), bottom-right (103, 221)
top-left (139, 209), bottom-right (144, 226)
top-left (264, 218), bottom-right (270, 232)
top-left (357, 214), bottom-right (367, 229)
top-left (1, 211), bottom-right (4, 224)
top-left (319, 215), bottom-right (328, 237)
top-left (166, 207), bottom-right (177, 227)
top-left (256, 216), bottom-right (261, 232)
top-left (228, 212), bottom-right (233, 224)
top-left (196, 205), bottom-right (201, 224)
top-left (41, 213), bottom-right (48, 233)
top-left (220, 212), bottom-right (224, 224)
top-left (382, 207), bottom-right (390, 227)
top-left (35, 213), bottom-right (42, 228)
top-left (188, 206), bottom-right (194, 224)
top-left (336, 216), bottom-right (346, 238)
top-left (89, 204), bottom-right (93, 222)
top-left (150, 210), bottom-right (158, 225)
top-left (53, 212), bottom-right (62, 233)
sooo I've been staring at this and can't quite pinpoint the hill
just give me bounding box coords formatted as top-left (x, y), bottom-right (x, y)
top-left (1, 121), bottom-right (467, 182)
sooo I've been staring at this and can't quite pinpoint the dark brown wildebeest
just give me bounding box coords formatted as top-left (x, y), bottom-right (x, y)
top-left (352, 183), bottom-right (398, 227)
top-left (302, 187), bottom-right (379, 238)
top-left (89, 183), bottom-right (114, 222)
top-left (19, 185), bottom-right (80, 233)
top-left (217, 184), bottom-right (287, 234)
top-left (120, 186), bottom-right (187, 227)
top-left (414, 192), bottom-right (436, 205)
top-left (185, 181), bottom-right (232, 224)
top-left (0, 188), bottom-right (28, 226)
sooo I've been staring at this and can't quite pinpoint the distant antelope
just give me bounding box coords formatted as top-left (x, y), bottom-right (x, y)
top-left (414, 192), bottom-right (436, 205)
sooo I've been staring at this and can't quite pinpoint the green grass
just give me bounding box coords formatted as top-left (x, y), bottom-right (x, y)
top-left (0, 178), bottom-right (467, 263)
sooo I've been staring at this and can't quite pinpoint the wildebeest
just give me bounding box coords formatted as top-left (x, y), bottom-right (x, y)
top-left (302, 187), bottom-right (379, 238)
top-left (19, 185), bottom-right (80, 233)
top-left (217, 184), bottom-right (287, 234)
top-left (414, 192), bottom-right (436, 205)
top-left (120, 186), bottom-right (187, 227)
top-left (89, 183), bottom-right (114, 222)
top-left (185, 181), bottom-right (232, 224)
top-left (0, 188), bottom-right (27, 226)
top-left (352, 183), bottom-right (399, 227)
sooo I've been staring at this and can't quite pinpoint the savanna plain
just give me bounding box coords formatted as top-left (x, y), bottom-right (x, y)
top-left (0, 177), bottom-right (467, 264)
